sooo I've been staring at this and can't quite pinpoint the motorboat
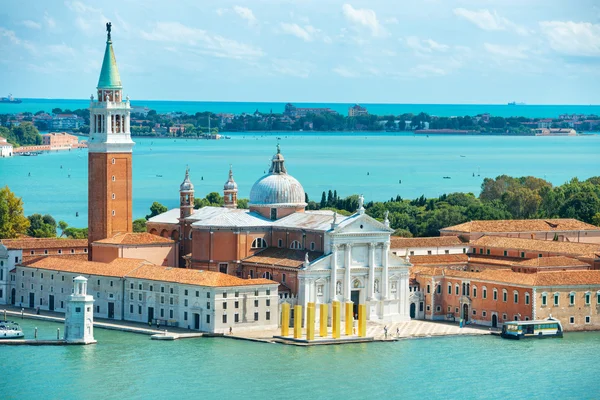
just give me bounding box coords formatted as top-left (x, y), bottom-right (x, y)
top-left (0, 320), bottom-right (25, 339)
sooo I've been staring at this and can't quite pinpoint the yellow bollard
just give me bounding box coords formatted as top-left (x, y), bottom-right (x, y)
top-left (332, 301), bottom-right (341, 339)
top-left (358, 304), bottom-right (367, 337)
top-left (294, 305), bottom-right (302, 339)
top-left (345, 302), bottom-right (353, 336)
top-left (281, 303), bottom-right (290, 337)
top-left (306, 303), bottom-right (315, 341)
top-left (319, 303), bottom-right (328, 337)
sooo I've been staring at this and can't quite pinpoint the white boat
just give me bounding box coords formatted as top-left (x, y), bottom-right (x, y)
top-left (501, 317), bottom-right (563, 339)
top-left (0, 321), bottom-right (25, 339)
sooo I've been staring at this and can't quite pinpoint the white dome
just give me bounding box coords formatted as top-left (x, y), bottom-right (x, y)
top-left (249, 173), bottom-right (306, 207)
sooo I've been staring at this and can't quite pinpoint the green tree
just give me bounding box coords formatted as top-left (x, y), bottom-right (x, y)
top-left (10, 122), bottom-right (42, 146)
top-left (63, 227), bottom-right (88, 239)
top-left (0, 186), bottom-right (30, 238)
top-left (392, 228), bottom-right (413, 237)
top-left (237, 198), bottom-right (249, 209)
top-left (205, 192), bottom-right (224, 206)
top-left (27, 213), bottom-right (57, 237)
top-left (58, 220), bottom-right (69, 237)
top-left (559, 191), bottom-right (600, 223)
top-left (146, 201), bottom-right (168, 220)
top-left (133, 218), bottom-right (147, 232)
top-left (320, 191), bottom-right (327, 208)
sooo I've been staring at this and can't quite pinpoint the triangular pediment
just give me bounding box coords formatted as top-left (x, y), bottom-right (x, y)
top-left (334, 213), bottom-right (393, 234)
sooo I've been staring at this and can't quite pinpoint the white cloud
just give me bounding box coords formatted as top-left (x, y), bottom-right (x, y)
top-left (279, 23), bottom-right (321, 42)
top-left (44, 13), bottom-right (56, 29)
top-left (65, 1), bottom-right (108, 35)
top-left (484, 43), bottom-right (529, 59)
top-left (140, 22), bottom-right (264, 60)
top-left (404, 36), bottom-right (449, 54)
top-left (22, 20), bottom-right (41, 30)
top-left (272, 59), bottom-right (312, 78)
top-left (332, 66), bottom-right (358, 78)
top-left (540, 21), bottom-right (600, 57)
top-left (454, 8), bottom-right (528, 36)
top-left (233, 6), bottom-right (257, 26)
top-left (342, 4), bottom-right (385, 37)
top-left (0, 28), bottom-right (36, 54)
top-left (216, 8), bottom-right (228, 16)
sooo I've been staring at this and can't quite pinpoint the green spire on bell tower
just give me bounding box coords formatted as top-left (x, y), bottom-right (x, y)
top-left (97, 22), bottom-right (123, 90)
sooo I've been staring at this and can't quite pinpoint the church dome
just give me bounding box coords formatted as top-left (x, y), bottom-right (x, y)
top-left (180, 168), bottom-right (194, 192)
top-left (249, 145), bottom-right (306, 207)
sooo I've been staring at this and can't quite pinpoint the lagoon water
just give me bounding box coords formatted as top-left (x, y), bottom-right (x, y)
top-left (1, 132), bottom-right (599, 227)
top-left (1, 318), bottom-right (599, 399)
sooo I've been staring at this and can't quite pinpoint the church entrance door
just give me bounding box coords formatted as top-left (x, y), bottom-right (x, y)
top-left (410, 303), bottom-right (416, 319)
top-left (462, 304), bottom-right (469, 322)
top-left (194, 313), bottom-right (200, 330)
top-left (351, 290), bottom-right (360, 317)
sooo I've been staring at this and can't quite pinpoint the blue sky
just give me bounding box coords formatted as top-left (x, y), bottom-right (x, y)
top-left (1, 0), bottom-right (599, 104)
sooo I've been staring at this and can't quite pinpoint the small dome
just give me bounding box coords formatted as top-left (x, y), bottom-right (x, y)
top-left (180, 168), bottom-right (194, 192)
top-left (249, 145), bottom-right (306, 207)
top-left (224, 165), bottom-right (238, 191)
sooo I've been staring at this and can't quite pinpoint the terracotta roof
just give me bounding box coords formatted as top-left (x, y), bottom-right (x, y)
top-left (21, 253), bottom-right (89, 266)
top-left (25, 257), bottom-right (150, 278)
top-left (513, 256), bottom-right (590, 268)
top-left (471, 236), bottom-right (600, 258)
top-left (414, 267), bottom-right (600, 287)
top-left (468, 256), bottom-right (519, 267)
top-left (410, 265), bottom-right (444, 277)
top-left (441, 218), bottom-right (599, 233)
top-left (1, 238), bottom-right (88, 250)
top-left (243, 248), bottom-right (323, 269)
top-left (410, 254), bottom-right (469, 266)
top-left (126, 265), bottom-right (277, 287)
top-left (94, 232), bottom-right (174, 245)
top-left (390, 236), bottom-right (463, 249)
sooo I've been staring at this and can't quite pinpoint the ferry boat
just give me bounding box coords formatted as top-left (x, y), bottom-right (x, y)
top-left (500, 317), bottom-right (563, 340)
top-left (0, 94), bottom-right (22, 104)
top-left (0, 320), bottom-right (25, 339)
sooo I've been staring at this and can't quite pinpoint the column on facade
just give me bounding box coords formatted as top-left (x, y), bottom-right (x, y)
top-left (125, 112), bottom-right (130, 133)
top-left (107, 112), bottom-right (112, 134)
top-left (404, 274), bottom-right (410, 316)
top-left (344, 244), bottom-right (352, 301)
top-left (330, 244), bottom-right (338, 302)
top-left (382, 241), bottom-right (390, 299)
top-left (367, 243), bottom-right (375, 300)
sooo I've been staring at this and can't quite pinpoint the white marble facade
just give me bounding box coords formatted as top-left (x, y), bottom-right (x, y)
top-left (298, 206), bottom-right (411, 323)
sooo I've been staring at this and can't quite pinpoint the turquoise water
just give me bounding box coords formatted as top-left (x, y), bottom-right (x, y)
top-left (1, 132), bottom-right (599, 227)
top-left (1, 318), bottom-right (599, 399)
top-left (2, 98), bottom-right (600, 118)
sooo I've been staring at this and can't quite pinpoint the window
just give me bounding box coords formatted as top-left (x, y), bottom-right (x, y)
top-left (538, 253), bottom-right (543, 258)
top-left (170, 287), bottom-right (174, 294)
top-left (472, 310), bottom-right (477, 316)
top-left (435, 305), bottom-right (441, 312)
top-left (585, 292), bottom-right (590, 305)
top-left (207, 302), bottom-right (211, 310)
top-left (266, 299), bottom-right (271, 307)
top-left (503, 250), bottom-right (508, 257)
top-left (503, 290), bottom-right (507, 302)
top-left (585, 316), bottom-right (590, 324)
top-left (112, 158), bottom-right (115, 164)
top-left (112, 210), bottom-right (115, 216)
top-left (235, 313), bottom-right (239, 322)
top-left (463, 248), bottom-right (466, 254)
top-left (542, 293), bottom-right (547, 306)
top-left (251, 237), bottom-right (267, 249)
top-left (235, 301), bottom-right (239, 309)
top-left (254, 299), bottom-right (259, 307)
top-left (206, 315), bottom-right (210, 324)
top-left (486, 249), bottom-right (490, 255)
top-left (427, 250), bottom-right (432, 255)
top-left (112, 193), bottom-right (115, 200)
top-left (223, 292), bottom-right (227, 299)
top-left (554, 293), bottom-right (560, 306)
top-left (184, 299), bottom-right (188, 307)
top-left (482, 311), bottom-right (487, 317)
top-left (129, 304), bottom-right (134, 313)
top-left (206, 292), bottom-right (209, 298)
top-left (436, 285), bottom-right (441, 294)
top-left (569, 292), bottom-right (575, 306)
top-left (184, 289), bottom-right (188, 296)
top-left (223, 302), bottom-right (227, 310)
top-left (502, 313), bottom-right (507, 321)
top-left (445, 250), bottom-right (450, 254)
top-left (448, 284), bottom-right (452, 294)
top-left (30, 250), bottom-right (34, 255)
top-left (278, 239), bottom-right (283, 248)
top-left (96, 305), bottom-right (100, 313)
top-left (410, 251), bottom-right (414, 256)
top-left (110, 281), bottom-right (113, 287)
top-left (514, 292), bottom-right (518, 304)
top-left (219, 263), bottom-right (228, 274)
top-left (58, 249), bottom-right (62, 254)
top-left (161, 286), bottom-right (165, 293)
top-left (479, 248), bottom-right (483, 255)
top-left (249, 270), bottom-right (254, 278)
top-left (84, 248), bottom-right (87, 253)
top-left (160, 296), bottom-right (165, 304)
top-left (263, 271), bottom-right (272, 280)
top-left (427, 285), bottom-right (431, 294)
top-left (455, 285), bottom-right (459, 295)
top-left (290, 240), bottom-right (301, 250)
top-left (597, 292), bottom-right (600, 304)
top-left (520, 252), bottom-right (525, 258)
top-left (426, 305), bottom-right (430, 311)
top-left (525, 292), bottom-right (530, 305)
top-left (44, 250), bottom-right (48, 255)
top-left (130, 292), bottom-right (134, 300)
top-left (138, 305), bottom-right (142, 314)
top-left (493, 289), bottom-right (498, 301)
top-left (254, 312), bottom-right (259, 321)
top-left (266, 289), bottom-right (270, 296)
top-left (569, 316), bottom-right (574, 324)
top-left (184, 312), bottom-right (188, 321)
top-left (473, 287), bottom-right (477, 298)
top-left (255, 290), bottom-right (259, 296)
top-left (112, 175), bottom-right (115, 181)
top-left (70, 249), bottom-right (74, 254)
top-left (75, 307), bottom-right (81, 313)
top-left (130, 283), bottom-right (134, 289)
top-left (169, 310), bottom-right (173, 319)
top-left (160, 309), bottom-right (164, 318)
top-left (169, 297), bottom-right (173, 305)
top-left (266, 311), bottom-right (271, 320)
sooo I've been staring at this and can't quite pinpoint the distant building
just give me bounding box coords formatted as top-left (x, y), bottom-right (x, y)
top-left (283, 103), bottom-right (337, 118)
top-left (348, 104), bottom-right (368, 117)
top-left (0, 136), bottom-right (13, 157)
top-left (537, 119), bottom-right (553, 129)
top-left (49, 114), bottom-right (85, 131)
top-left (42, 132), bottom-right (80, 149)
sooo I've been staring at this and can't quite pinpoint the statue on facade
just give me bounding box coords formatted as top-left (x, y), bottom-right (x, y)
top-left (358, 194), bottom-right (364, 210)
top-left (374, 279), bottom-right (380, 293)
top-left (336, 281), bottom-right (342, 295)
top-left (384, 210), bottom-right (390, 227)
top-left (106, 22), bottom-right (112, 40)
top-left (305, 252), bottom-right (310, 266)
top-left (332, 211), bottom-right (337, 225)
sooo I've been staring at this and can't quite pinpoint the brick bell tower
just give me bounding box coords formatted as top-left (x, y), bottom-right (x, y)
top-left (87, 22), bottom-right (134, 259)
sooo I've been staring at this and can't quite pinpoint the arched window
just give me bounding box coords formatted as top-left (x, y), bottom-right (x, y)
top-left (513, 291), bottom-right (519, 304)
top-left (455, 284), bottom-right (459, 295)
top-left (262, 271), bottom-right (272, 280)
top-left (569, 291), bottom-right (576, 306)
top-left (310, 242), bottom-right (315, 251)
top-left (553, 292), bottom-right (560, 306)
top-left (189, 230), bottom-right (193, 240)
top-left (249, 270), bottom-right (254, 278)
top-left (541, 292), bottom-right (547, 306)
top-left (502, 289), bottom-right (508, 302)
top-left (482, 286), bottom-right (487, 299)
top-left (278, 239), bottom-right (283, 248)
top-left (448, 283), bottom-right (452, 295)
top-left (493, 288), bottom-right (498, 300)
top-left (472, 286), bottom-right (477, 298)
top-left (290, 240), bottom-right (301, 250)
top-left (525, 292), bottom-right (530, 305)
top-left (251, 237), bottom-right (267, 249)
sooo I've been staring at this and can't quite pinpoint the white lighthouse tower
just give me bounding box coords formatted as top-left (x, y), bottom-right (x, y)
top-left (64, 276), bottom-right (96, 344)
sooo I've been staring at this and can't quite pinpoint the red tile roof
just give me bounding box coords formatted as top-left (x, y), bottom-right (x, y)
top-left (390, 236), bottom-right (463, 248)
top-left (94, 232), bottom-right (174, 245)
top-left (441, 218), bottom-right (599, 233)
top-left (1, 238), bottom-right (88, 250)
top-left (243, 248), bottom-right (323, 269)
top-left (21, 253), bottom-right (89, 266)
top-left (513, 256), bottom-right (590, 268)
top-left (471, 236), bottom-right (600, 258)
top-left (410, 254), bottom-right (469, 266)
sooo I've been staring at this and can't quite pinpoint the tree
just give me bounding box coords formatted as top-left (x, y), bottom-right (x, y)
top-left (320, 191), bottom-right (327, 208)
top-left (146, 202), bottom-right (167, 220)
top-left (27, 213), bottom-right (57, 238)
top-left (0, 186), bottom-right (30, 238)
top-left (558, 191), bottom-right (600, 223)
top-left (63, 227), bottom-right (88, 239)
top-left (392, 228), bottom-right (413, 237)
top-left (205, 192), bottom-right (223, 206)
top-left (133, 218), bottom-right (147, 232)
top-left (58, 220), bottom-right (69, 237)
top-left (237, 198), bottom-right (249, 209)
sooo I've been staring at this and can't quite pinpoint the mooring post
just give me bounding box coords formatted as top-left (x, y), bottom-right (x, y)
top-left (57, 328), bottom-right (60, 340)
top-left (34, 327), bottom-right (38, 339)
top-left (21, 308), bottom-right (24, 319)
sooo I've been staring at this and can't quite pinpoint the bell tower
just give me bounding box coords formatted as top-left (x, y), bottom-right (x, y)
top-left (180, 167), bottom-right (195, 219)
top-left (223, 165), bottom-right (238, 209)
top-left (88, 22), bottom-right (134, 259)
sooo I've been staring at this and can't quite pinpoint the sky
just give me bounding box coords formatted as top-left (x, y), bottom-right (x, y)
top-left (1, 0), bottom-right (599, 104)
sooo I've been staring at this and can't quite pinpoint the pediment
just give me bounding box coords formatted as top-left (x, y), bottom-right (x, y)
top-left (334, 213), bottom-right (392, 235)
